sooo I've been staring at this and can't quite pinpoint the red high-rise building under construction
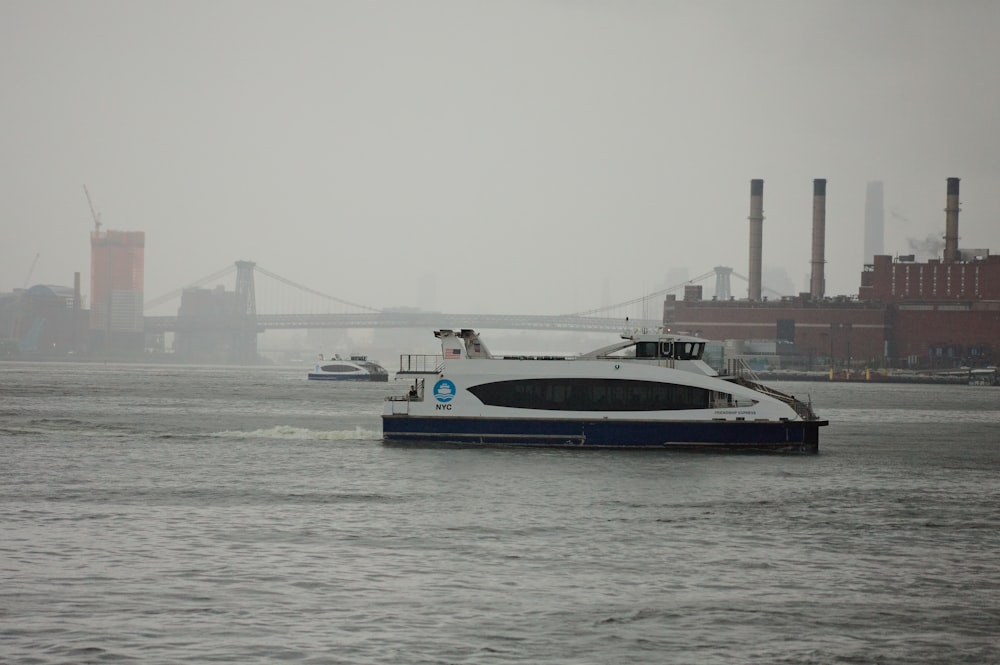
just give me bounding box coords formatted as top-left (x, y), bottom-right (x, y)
top-left (90, 229), bottom-right (145, 351)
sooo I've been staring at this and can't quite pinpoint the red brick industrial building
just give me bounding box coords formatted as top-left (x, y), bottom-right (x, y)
top-left (663, 178), bottom-right (999, 369)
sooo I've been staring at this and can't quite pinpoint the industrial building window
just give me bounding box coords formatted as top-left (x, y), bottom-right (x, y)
top-left (777, 319), bottom-right (795, 342)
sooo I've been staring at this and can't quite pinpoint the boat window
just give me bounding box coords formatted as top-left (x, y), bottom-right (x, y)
top-left (468, 378), bottom-right (715, 411)
top-left (673, 342), bottom-right (705, 360)
top-left (711, 390), bottom-right (735, 407)
top-left (635, 342), bottom-right (658, 358)
top-left (320, 364), bottom-right (358, 373)
top-left (660, 341), bottom-right (673, 358)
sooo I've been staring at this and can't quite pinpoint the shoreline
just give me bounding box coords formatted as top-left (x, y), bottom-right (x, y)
top-left (754, 370), bottom-right (983, 385)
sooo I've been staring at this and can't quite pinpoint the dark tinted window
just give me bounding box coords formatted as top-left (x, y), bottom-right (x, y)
top-left (635, 342), bottom-right (658, 358)
top-left (672, 342), bottom-right (704, 360)
top-left (320, 364), bottom-right (359, 373)
top-left (468, 378), bottom-right (717, 411)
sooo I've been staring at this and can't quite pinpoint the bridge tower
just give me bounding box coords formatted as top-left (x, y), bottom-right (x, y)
top-left (232, 260), bottom-right (259, 362)
top-left (713, 266), bottom-right (732, 301)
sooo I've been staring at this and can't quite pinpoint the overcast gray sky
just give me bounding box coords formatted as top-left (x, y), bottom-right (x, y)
top-left (2, 0), bottom-right (998, 315)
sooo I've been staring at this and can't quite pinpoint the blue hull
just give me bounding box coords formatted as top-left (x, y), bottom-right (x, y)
top-left (381, 416), bottom-right (824, 453)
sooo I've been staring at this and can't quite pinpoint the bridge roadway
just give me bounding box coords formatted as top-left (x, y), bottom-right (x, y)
top-left (144, 312), bottom-right (663, 334)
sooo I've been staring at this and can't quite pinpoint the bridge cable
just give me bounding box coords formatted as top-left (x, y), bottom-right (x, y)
top-left (729, 271), bottom-right (789, 299)
top-left (144, 264), bottom-right (237, 311)
top-left (253, 265), bottom-right (382, 313)
top-left (566, 269), bottom-right (717, 317)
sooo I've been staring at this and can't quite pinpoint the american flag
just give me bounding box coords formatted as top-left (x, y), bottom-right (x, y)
top-left (444, 348), bottom-right (461, 359)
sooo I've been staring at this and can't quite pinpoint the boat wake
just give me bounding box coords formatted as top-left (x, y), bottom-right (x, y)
top-left (208, 425), bottom-right (381, 440)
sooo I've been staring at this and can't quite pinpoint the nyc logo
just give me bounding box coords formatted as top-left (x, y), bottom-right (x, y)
top-left (433, 379), bottom-right (456, 403)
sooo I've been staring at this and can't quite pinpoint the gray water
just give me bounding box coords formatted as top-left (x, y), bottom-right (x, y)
top-left (2, 362), bottom-right (998, 664)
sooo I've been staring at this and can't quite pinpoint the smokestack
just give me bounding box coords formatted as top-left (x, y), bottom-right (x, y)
top-left (943, 177), bottom-right (960, 263)
top-left (747, 179), bottom-right (764, 301)
top-left (73, 271), bottom-right (81, 353)
top-left (810, 179), bottom-right (827, 299)
top-left (863, 181), bottom-right (884, 265)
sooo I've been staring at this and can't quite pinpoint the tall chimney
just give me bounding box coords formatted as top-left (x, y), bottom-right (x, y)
top-left (73, 271), bottom-right (81, 353)
top-left (809, 178), bottom-right (827, 299)
top-left (747, 179), bottom-right (764, 301)
top-left (943, 177), bottom-right (960, 263)
top-left (863, 181), bottom-right (884, 265)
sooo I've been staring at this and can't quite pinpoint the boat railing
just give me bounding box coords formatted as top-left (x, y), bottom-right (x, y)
top-left (398, 354), bottom-right (444, 374)
top-left (741, 377), bottom-right (819, 421)
top-left (596, 355), bottom-right (676, 368)
top-left (386, 377), bottom-right (426, 404)
top-left (725, 357), bottom-right (760, 383)
top-left (726, 357), bottom-right (820, 421)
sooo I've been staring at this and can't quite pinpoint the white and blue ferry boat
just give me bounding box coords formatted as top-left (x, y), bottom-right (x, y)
top-left (309, 354), bottom-right (388, 381)
top-left (383, 328), bottom-right (826, 452)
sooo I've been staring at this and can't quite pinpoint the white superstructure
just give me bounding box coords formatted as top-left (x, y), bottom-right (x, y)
top-left (383, 329), bottom-right (825, 451)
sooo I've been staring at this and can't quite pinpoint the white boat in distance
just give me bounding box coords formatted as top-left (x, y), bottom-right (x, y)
top-left (384, 328), bottom-right (827, 452)
top-left (309, 354), bottom-right (388, 382)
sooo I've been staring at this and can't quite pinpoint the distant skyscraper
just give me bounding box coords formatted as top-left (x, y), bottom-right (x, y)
top-left (90, 229), bottom-right (145, 350)
top-left (863, 181), bottom-right (884, 265)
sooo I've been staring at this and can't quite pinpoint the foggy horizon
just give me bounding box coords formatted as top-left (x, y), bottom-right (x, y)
top-left (3, 1), bottom-right (999, 316)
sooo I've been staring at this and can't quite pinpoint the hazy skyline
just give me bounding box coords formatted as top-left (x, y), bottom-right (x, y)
top-left (3, 1), bottom-right (999, 315)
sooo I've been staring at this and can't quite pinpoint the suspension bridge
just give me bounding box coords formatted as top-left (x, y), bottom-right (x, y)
top-left (141, 261), bottom-right (778, 361)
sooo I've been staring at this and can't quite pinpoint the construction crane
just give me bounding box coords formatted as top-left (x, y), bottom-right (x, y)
top-left (83, 184), bottom-right (102, 232)
top-left (23, 252), bottom-right (40, 288)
